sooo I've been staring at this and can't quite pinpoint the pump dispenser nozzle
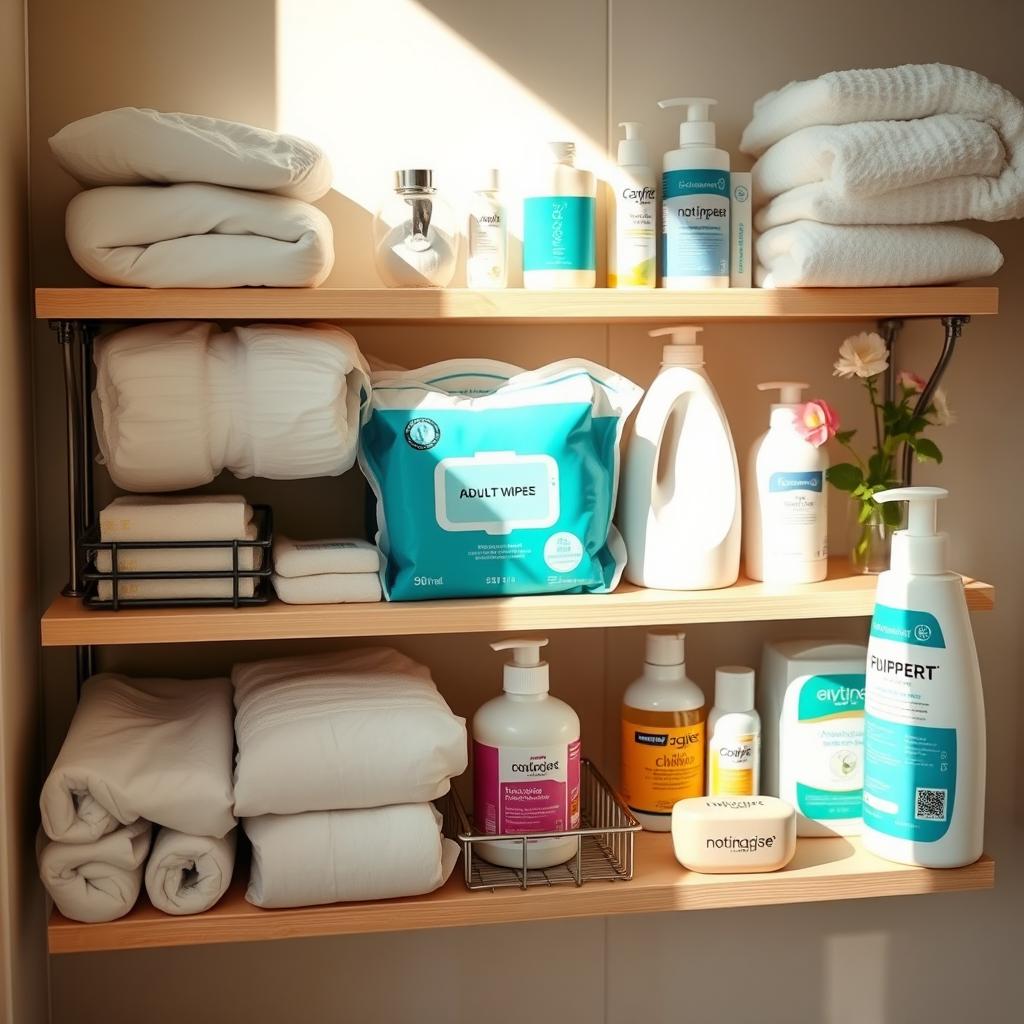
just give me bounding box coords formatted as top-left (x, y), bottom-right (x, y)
top-left (617, 122), bottom-right (649, 166)
top-left (649, 325), bottom-right (703, 365)
top-left (658, 97), bottom-right (718, 146)
top-left (758, 381), bottom-right (809, 407)
top-left (491, 637), bottom-right (550, 694)
top-left (874, 486), bottom-right (949, 575)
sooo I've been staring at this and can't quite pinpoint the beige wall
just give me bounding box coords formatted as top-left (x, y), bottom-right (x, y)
top-left (24, 1), bottom-right (1023, 1021)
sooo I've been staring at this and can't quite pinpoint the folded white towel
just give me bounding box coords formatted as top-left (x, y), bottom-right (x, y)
top-left (39, 821), bottom-right (152, 923)
top-left (272, 572), bottom-right (381, 605)
top-left (144, 828), bottom-right (237, 916)
top-left (96, 524), bottom-right (261, 575)
top-left (97, 577), bottom-right (256, 601)
top-left (94, 321), bottom-right (370, 492)
top-left (272, 536), bottom-right (380, 578)
top-left (66, 183), bottom-right (334, 288)
top-left (245, 805), bottom-right (460, 909)
top-left (755, 221), bottom-right (1003, 288)
top-left (99, 495), bottom-right (252, 542)
top-left (40, 674), bottom-right (236, 844)
top-left (232, 648), bottom-right (468, 817)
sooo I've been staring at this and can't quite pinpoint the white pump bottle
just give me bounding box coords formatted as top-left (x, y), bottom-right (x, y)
top-left (609, 121), bottom-right (656, 289)
top-left (619, 325), bottom-right (740, 590)
top-left (744, 381), bottom-right (828, 584)
top-left (862, 487), bottom-right (986, 868)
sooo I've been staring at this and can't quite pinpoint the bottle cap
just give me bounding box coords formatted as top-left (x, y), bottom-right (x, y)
top-left (649, 325), bottom-right (703, 365)
top-left (491, 637), bottom-right (550, 694)
top-left (395, 169), bottom-right (435, 192)
top-left (547, 141), bottom-right (576, 164)
top-left (874, 486), bottom-right (949, 575)
top-left (477, 168), bottom-right (500, 193)
top-left (645, 630), bottom-right (686, 667)
top-left (617, 122), bottom-right (649, 166)
top-left (714, 666), bottom-right (755, 712)
top-left (658, 97), bottom-right (718, 147)
top-left (758, 381), bottom-right (809, 408)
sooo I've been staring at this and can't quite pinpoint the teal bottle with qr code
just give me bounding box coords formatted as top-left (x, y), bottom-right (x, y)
top-left (862, 488), bottom-right (986, 868)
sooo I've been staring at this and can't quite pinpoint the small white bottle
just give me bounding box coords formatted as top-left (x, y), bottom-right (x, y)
top-left (706, 666), bottom-right (761, 796)
top-left (609, 122), bottom-right (656, 289)
top-left (619, 325), bottom-right (740, 590)
top-left (473, 638), bottom-right (581, 868)
top-left (620, 632), bottom-right (706, 831)
top-left (467, 169), bottom-right (508, 289)
top-left (523, 142), bottom-right (596, 289)
top-left (863, 487), bottom-right (986, 868)
top-left (745, 381), bottom-right (828, 584)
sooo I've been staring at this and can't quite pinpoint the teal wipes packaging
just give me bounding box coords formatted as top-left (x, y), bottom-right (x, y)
top-left (359, 359), bottom-right (643, 601)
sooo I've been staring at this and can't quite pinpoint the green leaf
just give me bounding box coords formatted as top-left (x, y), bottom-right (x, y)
top-left (826, 463), bottom-right (864, 492)
top-left (881, 501), bottom-right (904, 527)
top-left (835, 429), bottom-right (858, 444)
top-left (912, 437), bottom-right (943, 463)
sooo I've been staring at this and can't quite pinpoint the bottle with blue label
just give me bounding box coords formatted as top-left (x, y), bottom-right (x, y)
top-left (658, 97), bottom-right (730, 289)
top-left (744, 382), bottom-right (828, 584)
top-left (863, 487), bottom-right (986, 868)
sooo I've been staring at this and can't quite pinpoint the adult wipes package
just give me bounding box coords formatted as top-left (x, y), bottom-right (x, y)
top-left (359, 359), bottom-right (643, 601)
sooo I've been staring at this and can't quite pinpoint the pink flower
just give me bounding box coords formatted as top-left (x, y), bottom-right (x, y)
top-left (897, 370), bottom-right (926, 394)
top-left (794, 400), bottom-right (839, 448)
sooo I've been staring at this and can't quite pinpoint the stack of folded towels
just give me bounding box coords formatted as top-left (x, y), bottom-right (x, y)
top-left (233, 649), bottom-right (467, 908)
top-left (95, 495), bottom-right (261, 601)
top-left (49, 107), bottom-right (335, 287)
top-left (38, 674), bottom-right (236, 922)
top-left (271, 536), bottom-right (382, 604)
top-left (740, 63), bottom-right (1021, 287)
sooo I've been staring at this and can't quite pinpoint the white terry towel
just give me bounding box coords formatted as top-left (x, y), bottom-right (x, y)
top-left (97, 577), bottom-right (256, 601)
top-left (232, 648), bottom-right (468, 817)
top-left (245, 805), bottom-right (460, 909)
top-left (144, 828), bottom-right (237, 916)
top-left (66, 183), bottom-right (334, 288)
top-left (755, 221), bottom-right (1003, 288)
top-left (40, 674), bottom-right (236, 844)
top-left (272, 536), bottom-right (380, 577)
top-left (272, 572), bottom-right (381, 605)
top-left (39, 820), bottom-right (152, 923)
top-left (93, 321), bottom-right (370, 492)
top-left (96, 524), bottom-right (261, 575)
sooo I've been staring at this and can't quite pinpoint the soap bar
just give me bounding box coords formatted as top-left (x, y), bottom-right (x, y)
top-left (671, 795), bottom-right (797, 874)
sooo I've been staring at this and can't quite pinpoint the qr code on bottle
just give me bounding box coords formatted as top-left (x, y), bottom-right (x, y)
top-left (915, 787), bottom-right (948, 821)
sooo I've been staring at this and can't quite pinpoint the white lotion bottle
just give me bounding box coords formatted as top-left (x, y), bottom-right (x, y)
top-left (467, 168), bottom-right (508, 289)
top-left (619, 325), bottom-right (740, 590)
top-left (609, 121), bottom-right (656, 289)
top-left (862, 487), bottom-right (985, 868)
top-left (745, 382), bottom-right (828, 584)
top-left (658, 97), bottom-right (730, 289)
top-left (473, 638), bottom-right (581, 868)
top-left (707, 666), bottom-right (761, 796)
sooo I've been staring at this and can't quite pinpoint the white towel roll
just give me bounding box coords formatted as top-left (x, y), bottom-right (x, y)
top-left (272, 572), bottom-right (381, 605)
top-left (144, 828), bottom-right (237, 916)
top-left (272, 536), bottom-right (381, 578)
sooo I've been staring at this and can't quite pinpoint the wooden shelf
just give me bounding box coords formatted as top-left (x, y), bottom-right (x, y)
top-left (35, 286), bottom-right (998, 323)
top-left (47, 833), bottom-right (995, 954)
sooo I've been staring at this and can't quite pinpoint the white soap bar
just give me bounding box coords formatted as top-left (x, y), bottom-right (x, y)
top-left (672, 795), bottom-right (797, 874)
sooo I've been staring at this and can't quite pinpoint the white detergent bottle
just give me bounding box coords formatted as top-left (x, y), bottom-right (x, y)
top-left (609, 122), bottom-right (656, 289)
top-left (619, 325), bottom-right (740, 590)
top-left (658, 97), bottom-right (730, 289)
top-left (473, 638), bottom-right (581, 868)
top-left (745, 382), bottom-right (828, 584)
top-left (862, 487), bottom-right (986, 868)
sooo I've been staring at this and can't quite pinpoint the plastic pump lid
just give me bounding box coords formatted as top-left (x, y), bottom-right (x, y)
top-left (715, 666), bottom-right (755, 713)
top-left (875, 486), bottom-right (949, 575)
top-left (649, 325), bottom-right (703, 365)
top-left (491, 637), bottom-right (550, 694)
top-left (476, 168), bottom-right (500, 193)
top-left (658, 97), bottom-right (718, 147)
top-left (617, 121), bottom-right (648, 166)
top-left (646, 630), bottom-right (686, 667)
top-left (758, 381), bottom-right (809, 408)
top-left (547, 141), bottom-right (576, 164)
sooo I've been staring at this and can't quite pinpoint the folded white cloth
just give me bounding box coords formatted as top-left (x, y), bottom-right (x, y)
top-left (232, 648), bottom-right (468, 817)
top-left (39, 821), bottom-right (152, 923)
top-left (94, 321), bottom-right (370, 492)
top-left (97, 577), bottom-right (256, 601)
top-left (755, 221), bottom-right (1003, 288)
top-left (50, 107), bottom-right (332, 202)
top-left (272, 536), bottom-right (380, 578)
top-left (245, 805), bottom-right (460, 909)
top-left (96, 524), bottom-right (261, 575)
top-left (40, 674), bottom-right (236, 844)
top-left (99, 495), bottom-right (253, 541)
top-left (144, 828), bottom-right (237, 916)
top-left (66, 183), bottom-right (334, 288)
top-left (272, 572), bottom-right (381, 605)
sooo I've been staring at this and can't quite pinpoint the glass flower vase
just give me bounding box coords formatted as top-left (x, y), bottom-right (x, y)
top-left (848, 500), bottom-right (899, 575)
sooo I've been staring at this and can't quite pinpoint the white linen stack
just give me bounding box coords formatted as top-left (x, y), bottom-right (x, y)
top-left (50, 107), bottom-right (335, 287)
top-left (740, 63), bottom-right (1017, 286)
top-left (38, 674), bottom-right (237, 922)
top-left (271, 536), bottom-right (382, 604)
top-left (232, 648), bottom-right (467, 909)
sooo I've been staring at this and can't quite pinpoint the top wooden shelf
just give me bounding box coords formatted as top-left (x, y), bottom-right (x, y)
top-left (35, 287), bottom-right (999, 324)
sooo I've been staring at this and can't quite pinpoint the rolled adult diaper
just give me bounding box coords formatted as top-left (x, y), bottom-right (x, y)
top-left (359, 359), bottom-right (642, 601)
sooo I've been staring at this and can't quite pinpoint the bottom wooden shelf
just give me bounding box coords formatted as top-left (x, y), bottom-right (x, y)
top-left (48, 833), bottom-right (994, 954)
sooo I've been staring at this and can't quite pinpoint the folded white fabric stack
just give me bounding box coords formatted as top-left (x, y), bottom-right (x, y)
top-left (271, 535), bottom-right (382, 604)
top-left (50, 107), bottom-right (334, 287)
top-left (232, 648), bottom-right (467, 908)
top-left (38, 674), bottom-right (236, 921)
top-left (740, 63), bottom-right (1017, 286)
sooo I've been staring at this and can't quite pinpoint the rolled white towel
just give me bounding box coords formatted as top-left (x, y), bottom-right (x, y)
top-left (145, 828), bottom-right (237, 916)
top-left (39, 821), bottom-right (152, 923)
top-left (245, 805), bottom-right (460, 909)
top-left (272, 572), bottom-right (381, 605)
top-left (272, 536), bottom-right (380, 578)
